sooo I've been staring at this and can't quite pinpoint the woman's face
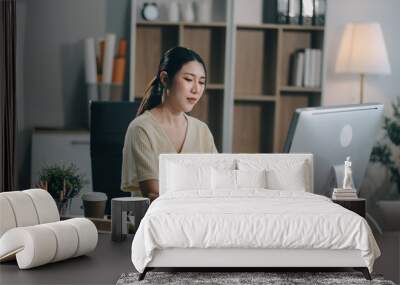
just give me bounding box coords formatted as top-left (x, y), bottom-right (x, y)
top-left (165, 60), bottom-right (206, 113)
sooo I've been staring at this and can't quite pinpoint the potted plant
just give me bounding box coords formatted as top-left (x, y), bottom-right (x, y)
top-left (369, 97), bottom-right (400, 230)
top-left (37, 163), bottom-right (87, 213)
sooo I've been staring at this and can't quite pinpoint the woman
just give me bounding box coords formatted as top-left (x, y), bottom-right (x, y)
top-left (121, 46), bottom-right (217, 201)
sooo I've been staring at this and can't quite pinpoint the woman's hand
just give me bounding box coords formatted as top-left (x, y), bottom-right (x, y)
top-left (139, 180), bottom-right (159, 202)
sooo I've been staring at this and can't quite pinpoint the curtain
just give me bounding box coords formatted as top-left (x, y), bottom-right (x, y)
top-left (0, 0), bottom-right (16, 192)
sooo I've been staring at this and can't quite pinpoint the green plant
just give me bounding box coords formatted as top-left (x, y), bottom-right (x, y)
top-left (370, 97), bottom-right (400, 195)
top-left (38, 163), bottom-right (87, 202)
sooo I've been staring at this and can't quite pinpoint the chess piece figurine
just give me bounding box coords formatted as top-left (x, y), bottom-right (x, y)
top-left (343, 156), bottom-right (354, 190)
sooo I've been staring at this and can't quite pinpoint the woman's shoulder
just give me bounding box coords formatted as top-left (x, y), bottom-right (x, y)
top-left (186, 114), bottom-right (210, 133)
top-left (186, 113), bottom-right (207, 126)
top-left (126, 111), bottom-right (154, 134)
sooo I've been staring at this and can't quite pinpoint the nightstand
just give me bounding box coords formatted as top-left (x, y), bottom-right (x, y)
top-left (332, 198), bottom-right (366, 218)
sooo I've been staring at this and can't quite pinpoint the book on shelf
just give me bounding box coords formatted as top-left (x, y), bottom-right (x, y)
top-left (309, 48), bottom-right (316, 87)
top-left (301, 0), bottom-right (313, 25)
top-left (314, 49), bottom-right (322, 88)
top-left (288, 0), bottom-right (301, 24)
top-left (275, 0), bottom-right (289, 24)
top-left (296, 52), bottom-right (305, 86)
top-left (289, 48), bottom-right (322, 88)
top-left (266, 0), bottom-right (325, 26)
top-left (309, 49), bottom-right (322, 87)
top-left (290, 50), bottom-right (304, 87)
top-left (303, 48), bottom-right (312, 87)
top-left (313, 0), bottom-right (326, 26)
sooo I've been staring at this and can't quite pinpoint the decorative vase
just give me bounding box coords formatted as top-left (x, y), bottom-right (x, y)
top-left (180, 1), bottom-right (194, 22)
top-left (168, 1), bottom-right (179, 22)
top-left (194, 0), bottom-right (211, 23)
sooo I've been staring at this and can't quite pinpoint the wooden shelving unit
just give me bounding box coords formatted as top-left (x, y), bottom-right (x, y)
top-left (232, 20), bottom-right (324, 153)
top-left (131, 0), bottom-right (324, 153)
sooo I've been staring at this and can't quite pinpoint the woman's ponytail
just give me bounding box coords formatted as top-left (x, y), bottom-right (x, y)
top-left (136, 76), bottom-right (163, 117)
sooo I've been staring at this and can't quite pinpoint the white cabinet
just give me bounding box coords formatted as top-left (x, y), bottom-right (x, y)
top-left (31, 129), bottom-right (92, 214)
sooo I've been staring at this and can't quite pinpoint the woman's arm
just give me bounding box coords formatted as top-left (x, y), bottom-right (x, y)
top-left (139, 179), bottom-right (159, 202)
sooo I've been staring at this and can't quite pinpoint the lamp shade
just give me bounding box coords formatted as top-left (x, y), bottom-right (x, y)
top-left (335, 22), bottom-right (391, 75)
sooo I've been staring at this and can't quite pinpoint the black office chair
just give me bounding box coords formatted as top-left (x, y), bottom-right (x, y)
top-left (90, 101), bottom-right (140, 215)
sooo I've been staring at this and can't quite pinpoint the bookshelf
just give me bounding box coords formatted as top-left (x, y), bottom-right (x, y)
top-left (130, 0), bottom-right (325, 153)
top-left (232, 21), bottom-right (324, 153)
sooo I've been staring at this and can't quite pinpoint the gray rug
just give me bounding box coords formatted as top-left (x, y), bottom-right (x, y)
top-left (116, 271), bottom-right (396, 285)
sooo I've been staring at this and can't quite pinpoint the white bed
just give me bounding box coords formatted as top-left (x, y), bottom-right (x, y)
top-left (131, 154), bottom-right (380, 280)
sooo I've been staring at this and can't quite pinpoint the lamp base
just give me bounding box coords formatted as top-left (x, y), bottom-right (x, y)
top-left (359, 73), bottom-right (365, 104)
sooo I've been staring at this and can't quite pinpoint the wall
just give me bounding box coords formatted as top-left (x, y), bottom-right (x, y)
top-left (16, 0), bottom-right (108, 188)
top-left (23, 0), bottom-right (107, 128)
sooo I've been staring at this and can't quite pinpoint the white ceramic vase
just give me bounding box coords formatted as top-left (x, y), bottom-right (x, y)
top-left (168, 1), bottom-right (179, 22)
top-left (180, 1), bottom-right (195, 22)
top-left (195, 0), bottom-right (211, 23)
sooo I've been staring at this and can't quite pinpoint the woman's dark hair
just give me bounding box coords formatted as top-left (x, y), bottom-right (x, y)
top-left (136, 46), bottom-right (207, 117)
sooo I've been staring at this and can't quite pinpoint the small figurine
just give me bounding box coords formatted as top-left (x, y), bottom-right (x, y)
top-left (342, 156), bottom-right (354, 190)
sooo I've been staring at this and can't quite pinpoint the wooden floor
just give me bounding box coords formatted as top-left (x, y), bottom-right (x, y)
top-left (0, 233), bottom-right (134, 285)
top-left (1, 231), bottom-right (397, 284)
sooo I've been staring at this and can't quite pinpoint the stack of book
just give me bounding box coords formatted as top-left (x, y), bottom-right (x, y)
top-left (332, 188), bottom-right (358, 200)
top-left (289, 48), bottom-right (322, 88)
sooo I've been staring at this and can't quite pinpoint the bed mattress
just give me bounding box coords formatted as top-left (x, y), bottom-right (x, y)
top-left (131, 190), bottom-right (380, 273)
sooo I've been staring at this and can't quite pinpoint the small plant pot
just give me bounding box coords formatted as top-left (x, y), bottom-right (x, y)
top-left (82, 192), bottom-right (108, 218)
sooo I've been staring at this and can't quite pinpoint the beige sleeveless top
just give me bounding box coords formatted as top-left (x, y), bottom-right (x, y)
top-left (121, 111), bottom-right (218, 192)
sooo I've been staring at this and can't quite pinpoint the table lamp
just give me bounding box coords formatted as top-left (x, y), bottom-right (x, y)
top-left (335, 22), bottom-right (391, 103)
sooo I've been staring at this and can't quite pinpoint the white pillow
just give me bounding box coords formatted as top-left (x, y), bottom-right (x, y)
top-left (237, 159), bottom-right (309, 191)
top-left (237, 169), bottom-right (267, 188)
top-left (266, 162), bottom-right (306, 191)
top-left (211, 169), bottom-right (268, 190)
top-left (211, 168), bottom-right (236, 190)
top-left (167, 162), bottom-right (212, 191)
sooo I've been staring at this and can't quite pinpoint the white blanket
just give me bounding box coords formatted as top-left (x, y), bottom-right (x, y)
top-left (131, 190), bottom-right (380, 273)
